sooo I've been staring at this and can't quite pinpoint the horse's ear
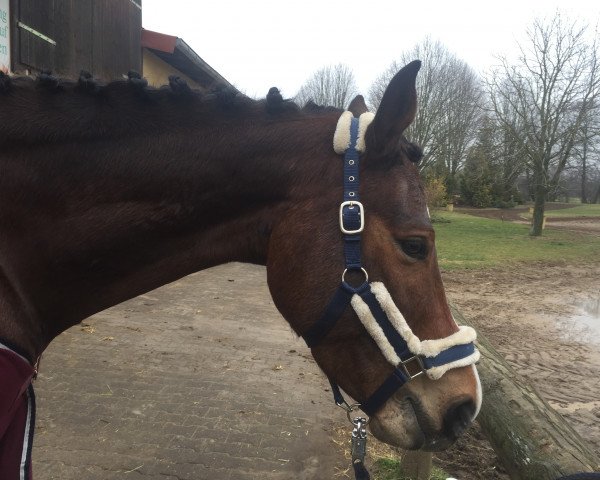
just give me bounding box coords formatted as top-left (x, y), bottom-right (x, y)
top-left (348, 95), bottom-right (368, 116)
top-left (367, 60), bottom-right (420, 154)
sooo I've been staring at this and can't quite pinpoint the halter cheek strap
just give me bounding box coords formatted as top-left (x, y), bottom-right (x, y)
top-left (302, 112), bottom-right (480, 417)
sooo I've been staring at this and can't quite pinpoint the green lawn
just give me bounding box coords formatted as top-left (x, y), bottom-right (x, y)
top-left (374, 457), bottom-right (449, 480)
top-left (432, 211), bottom-right (600, 270)
top-left (545, 203), bottom-right (600, 217)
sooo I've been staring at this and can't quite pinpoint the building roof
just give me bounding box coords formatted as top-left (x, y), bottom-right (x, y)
top-left (141, 29), bottom-right (235, 91)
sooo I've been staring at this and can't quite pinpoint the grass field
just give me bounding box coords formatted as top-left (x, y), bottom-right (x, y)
top-left (374, 457), bottom-right (448, 480)
top-left (432, 211), bottom-right (600, 270)
top-left (545, 203), bottom-right (600, 217)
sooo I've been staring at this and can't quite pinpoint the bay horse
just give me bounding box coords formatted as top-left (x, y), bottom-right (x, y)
top-left (0, 61), bottom-right (481, 478)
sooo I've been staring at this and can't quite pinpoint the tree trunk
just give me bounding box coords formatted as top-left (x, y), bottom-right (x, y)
top-left (581, 141), bottom-right (588, 204)
top-left (592, 183), bottom-right (600, 204)
top-left (453, 306), bottom-right (600, 479)
top-left (525, 169), bottom-right (533, 201)
top-left (530, 182), bottom-right (546, 236)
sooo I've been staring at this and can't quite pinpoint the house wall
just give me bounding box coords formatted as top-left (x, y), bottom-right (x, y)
top-left (142, 48), bottom-right (201, 89)
top-left (9, 0), bottom-right (141, 79)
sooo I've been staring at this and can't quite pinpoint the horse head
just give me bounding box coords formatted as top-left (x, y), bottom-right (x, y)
top-left (266, 61), bottom-right (481, 451)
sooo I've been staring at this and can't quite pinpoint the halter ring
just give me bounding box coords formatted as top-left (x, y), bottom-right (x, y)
top-left (341, 267), bottom-right (368, 286)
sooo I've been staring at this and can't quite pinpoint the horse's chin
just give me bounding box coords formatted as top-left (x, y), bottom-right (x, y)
top-left (368, 397), bottom-right (457, 452)
top-left (368, 397), bottom-right (425, 449)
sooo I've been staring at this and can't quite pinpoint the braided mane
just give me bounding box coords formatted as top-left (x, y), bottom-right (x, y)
top-left (0, 71), bottom-right (307, 145)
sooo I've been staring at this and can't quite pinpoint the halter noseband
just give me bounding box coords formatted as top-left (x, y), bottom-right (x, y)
top-left (302, 112), bottom-right (480, 417)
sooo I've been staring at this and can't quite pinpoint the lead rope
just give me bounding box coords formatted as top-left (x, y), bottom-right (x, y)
top-left (330, 380), bottom-right (371, 479)
top-left (351, 416), bottom-right (370, 480)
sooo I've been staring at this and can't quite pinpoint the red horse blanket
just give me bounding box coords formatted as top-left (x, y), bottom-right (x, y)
top-left (0, 341), bottom-right (35, 480)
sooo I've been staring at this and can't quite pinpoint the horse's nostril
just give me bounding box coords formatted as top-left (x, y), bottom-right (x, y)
top-left (443, 400), bottom-right (476, 440)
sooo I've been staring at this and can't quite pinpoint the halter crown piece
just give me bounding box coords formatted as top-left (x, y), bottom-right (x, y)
top-left (303, 111), bottom-right (480, 416)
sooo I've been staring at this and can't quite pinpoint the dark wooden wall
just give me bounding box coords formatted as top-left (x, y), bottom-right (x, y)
top-left (10, 0), bottom-right (141, 80)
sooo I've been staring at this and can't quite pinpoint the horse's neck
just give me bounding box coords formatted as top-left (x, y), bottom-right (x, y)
top-left (0, 111), bottom-right (337, 354)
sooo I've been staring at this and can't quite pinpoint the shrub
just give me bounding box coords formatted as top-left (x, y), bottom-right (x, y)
top-left (471, 185), bottom-right (493, 208)
top-left (424, 176), bottom-right (448, 207)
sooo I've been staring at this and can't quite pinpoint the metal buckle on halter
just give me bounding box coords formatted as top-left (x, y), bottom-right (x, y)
top-left (398, 355), bottom-right (425, 380)
top-left (339, 201), bottom-right (364, 234)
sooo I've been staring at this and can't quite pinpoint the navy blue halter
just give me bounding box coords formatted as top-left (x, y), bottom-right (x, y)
top-left (302, 115), bottom-right (476, 417)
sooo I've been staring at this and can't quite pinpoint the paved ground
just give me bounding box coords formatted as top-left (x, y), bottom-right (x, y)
top-left (32, 263), bottom-right (348, 480)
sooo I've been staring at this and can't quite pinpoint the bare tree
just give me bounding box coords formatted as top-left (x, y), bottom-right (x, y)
top-left (294, 64), bottom-right (358, 109)
top-left (571, 100), bottom-right (600, 202)
top-left (368, 38), bottom-right (482, 191)
top-left (487, 14), bottom-right (600, 235)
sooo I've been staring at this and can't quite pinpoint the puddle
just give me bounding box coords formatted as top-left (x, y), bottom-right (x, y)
top-left (559, 294), bottom-right (600, 344)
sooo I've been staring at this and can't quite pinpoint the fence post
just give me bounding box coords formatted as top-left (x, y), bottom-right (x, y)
top-left (401, 450), bottom-right (433, 479)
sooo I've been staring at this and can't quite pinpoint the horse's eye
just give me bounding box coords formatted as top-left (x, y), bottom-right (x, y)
top-left (398, 238), bottom-right (428, 260)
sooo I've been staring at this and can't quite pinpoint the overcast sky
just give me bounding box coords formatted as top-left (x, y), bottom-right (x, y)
top-left (142, 0), bottom-right (599, 99)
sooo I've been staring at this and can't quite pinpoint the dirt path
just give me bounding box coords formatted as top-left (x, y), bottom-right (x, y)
top-left (455, 203), bottom-right (579, 223)
top-left (455, 204), bottom-right (600, 236)
top-left (435, 262), bottom-right (600, 479)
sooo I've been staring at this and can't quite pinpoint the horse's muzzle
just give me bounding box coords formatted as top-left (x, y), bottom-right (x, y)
top-left (443, 398), bottom-right (477, 441)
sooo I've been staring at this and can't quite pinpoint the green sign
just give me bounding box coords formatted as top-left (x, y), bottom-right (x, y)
top-left (0, 0), bottom-right (10, 72)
